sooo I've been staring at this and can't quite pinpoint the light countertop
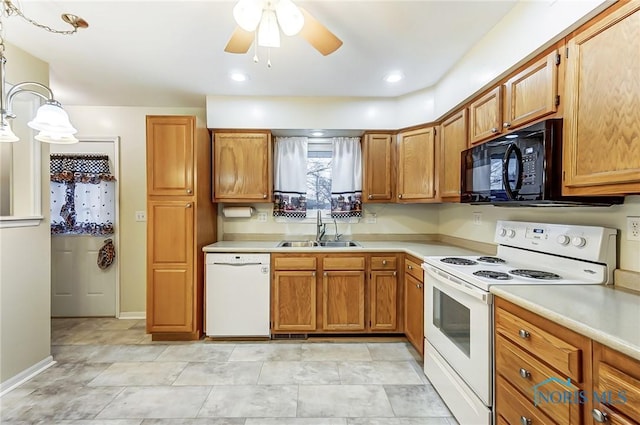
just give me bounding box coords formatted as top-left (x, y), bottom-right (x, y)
top-left (491, 285), bottom-right (640, 361)
top-left (203, 240), bottom-right (483, 259)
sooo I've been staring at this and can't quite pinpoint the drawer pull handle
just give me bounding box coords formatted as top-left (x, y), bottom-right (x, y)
top-left (592, 409), bottom-right (609, 423)
top-left (518, 329), bottom-right (530, 339)
top-left (393, 271), bottom-right (397, 276)
top-left (519, 368), bottom-right (531, 379)
top-left (186, 188), bottom-right (192, 194)
top-left (408, 265), bottom-right (413, 270)
top-left (520, 417), bottom-right (532, 425)
top-left (491, 127), bottom-right (499, 133)
top-left (382, 260), bottom-right (387, 265)
top-left (368, 194), bottom-right (373, 199)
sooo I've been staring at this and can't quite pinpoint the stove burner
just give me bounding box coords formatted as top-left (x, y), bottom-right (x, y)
top-left (441, 257), bottom-right (478, 266)
top-left (509, 269), bottom-right (562, 280)
top-left (476, 256), bottom-right (506, 264)
top-left (473, 270), bottom-right (512, 280)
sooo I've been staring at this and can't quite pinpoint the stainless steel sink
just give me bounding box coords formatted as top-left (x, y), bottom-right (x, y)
top-left (277, 240), bottom-right (360, 248)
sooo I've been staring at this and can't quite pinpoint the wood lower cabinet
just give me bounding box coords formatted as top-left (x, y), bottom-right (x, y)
top-left (362, 133), bottom-right (395, 202)
top-left (397, 126), bottom-right (438, 202)
top-left (439, 109), bottom-right (468, 202)
top-left (272, 270), bottom-right (317, 331)
top-left (562, 1), bottom-right (640, 195)
top-left (146, 115), bottom-right (216, 340)
top-left (322, 270), bottom-right (366, 331)
top-left (469, 86), bottom-right (502, 146)
top-left (213, 131), bottom-right (273, 202)
top-left (403, 255), bottom-right (424, 356)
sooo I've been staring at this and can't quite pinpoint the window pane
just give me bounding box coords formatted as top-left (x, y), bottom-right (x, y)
top-left (306, 147), bottom-right (331, 211)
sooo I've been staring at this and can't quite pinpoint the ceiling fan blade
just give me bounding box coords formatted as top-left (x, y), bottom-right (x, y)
top-left (224, 26), bottom-right (254, 54)
top-left (298, 7), bottom-right (343, 56)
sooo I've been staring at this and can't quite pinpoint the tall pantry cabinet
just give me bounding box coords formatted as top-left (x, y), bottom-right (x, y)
top-left (146, 115), bottom-right (217, 340)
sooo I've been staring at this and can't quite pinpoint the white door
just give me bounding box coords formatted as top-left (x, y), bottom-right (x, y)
top-left (50, 138), bottom-right (119, 317)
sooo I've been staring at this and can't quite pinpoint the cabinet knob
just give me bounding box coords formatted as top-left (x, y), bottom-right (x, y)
top-left (592, 409), bottom-right (609, 423)
top-left (491, 127), bottom-right (498, 133)
top-left (416, 284), bottom-right (420, 289)
top-left (519, 368), bottom-right (531, 379)
top-left (520, 417), bottom-right (532, 425)
top-left (408, 265), bottom-right (413, 270)
top-left (393, 271), bottom-right (397, 276)
top-left (382, 260), bottom-right (387, 265)
top-left (185, 203), bottom-right (192, 208)
top-left (519, 329), bottom-right (530, 339)
top-left (312, 271), bottom-right (316, 277)
top-left (368, 194), bottom-right (373, 200)
top-left (503, 122), bottom-right (511, 128)
top-left (398, 194), bottom-right (403, 199)
top-left (323, 272), bottom-right (328, 277)
top-left (263, 194), bottom-right (268, 199)
top-left (186, 188), bottom-right (192, 194)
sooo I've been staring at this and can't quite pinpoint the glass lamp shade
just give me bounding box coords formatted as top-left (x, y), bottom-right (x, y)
top-left (27, 101), bottom-right (78, 136)
top-left (233, 0), bottom-right (263, 32)
top-left (0, 121), bottom-right (19, 142)
top-left (257, 10), bottom-right (280, 48)
top-left (35, 131), bottom-right (79, 144)
top-left (275, 0), bottom-right (304, 36)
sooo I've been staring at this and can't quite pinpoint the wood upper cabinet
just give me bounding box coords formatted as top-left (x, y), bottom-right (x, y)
top-left (213, 131), bottom-right (273, 202)
top-left (469, 86), bottom-right (503, 146)
top-left (272, 270), bottom-right (317, 331)
top-left (404, 256), bottom-right (424, 356)
top-left (439, 109), bottom-right (468, 202)
top-left (362, 133), bottom-right (395, 202)
top-left (563, 1), bottom-right (640, 195)
top-left (397, 126), bottom-right (438, 202)
top-left (146, 116), bottom-right (194, 197)
top-left (503, 50), bottom-right (560, 131)
top-left (369, 255), bottom-right (400, 332)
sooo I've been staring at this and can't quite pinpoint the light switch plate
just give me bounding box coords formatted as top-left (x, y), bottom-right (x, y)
top-left (473, 212), bottom-right (482, 225)
top-left (257, 212), bottom-right (268, 222)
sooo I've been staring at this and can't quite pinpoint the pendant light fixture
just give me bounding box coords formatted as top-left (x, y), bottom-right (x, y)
top-left (0, 0), bottom-right (88, 144)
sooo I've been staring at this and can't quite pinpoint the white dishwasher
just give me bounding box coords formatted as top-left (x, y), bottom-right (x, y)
top-left (205, 253), bottom-right (271, 337)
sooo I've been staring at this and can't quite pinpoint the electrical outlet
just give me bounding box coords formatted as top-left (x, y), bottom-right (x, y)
top-left (135, 211), bottom-right (146, 222)
top-left (473, 212), bottom-right (482, 225)
top-left (257, 212), bottom-right (267, 222)
top-left (365, 213), bottom-right (377, 224)
top-left (627, 216), bottom-right (640, 241)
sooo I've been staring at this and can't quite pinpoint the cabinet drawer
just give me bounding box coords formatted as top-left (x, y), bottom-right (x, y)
top-left (274, 256), bottom-right (317, 270)
top-left (371, 256), bottom-right (397, 270)
top-left (595, 362), bottom-right (640, 421)
top-left (323, 256), bottom-right (365, 271)
top-left (497, 375), bottom-right (555, 425)
top-left (405, 257), bottom-right (423, 282)
top-left (495, 306), bottom-right (582, 382)
top-left (495, 335), bottom-right (582, 424)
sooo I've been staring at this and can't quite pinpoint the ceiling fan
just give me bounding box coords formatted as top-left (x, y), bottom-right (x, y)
top-left (224, 0), bottom-right (343, 57)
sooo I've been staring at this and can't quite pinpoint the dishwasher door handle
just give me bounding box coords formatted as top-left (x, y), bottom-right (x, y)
top-left (212, 262), bottom-right (264, 267)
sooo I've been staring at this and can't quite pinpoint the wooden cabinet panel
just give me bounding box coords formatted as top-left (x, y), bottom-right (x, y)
top-left (439, 109), bottom-right (468, 201)
top-left (503, 50), bottom-right (559, 131)
top-left (272, 271), bottom-right (317, 331)
top-left (405, 257), bottom-right (423, 281)
top-left (397, 126), bottom-right (437, 202)
top-left (322, 256), bottom-right (365, 271)
top-left (146, 116), bottom-right (194, 196)
top-left (371, 256), bottom-right (397, 271)
top-left (274, 256), bottom-right (317, 270)
top-left (496, 375), bottom-right (555, 425)
top-left (404, 272), bottom-right (424, 355)
top-left (363, 133), bottom-right (395, 202)
top-left (148, 201), bottom-right (194, 265)
top-left (469, 86), bottom-right (502, 146)
top-left (322, 271), bottom-right (365, 331)
top-left (563, 1), bottom-right (640, 195)
top-left (370, 271), bottom-right (398, 331)
top-left (213, 131), bottom-right (273, 202)
top-left (148, 268), bottom-right (193, 332)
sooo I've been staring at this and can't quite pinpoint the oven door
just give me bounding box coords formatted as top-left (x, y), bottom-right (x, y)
top-left (423, 264), bottom-right (493, 406)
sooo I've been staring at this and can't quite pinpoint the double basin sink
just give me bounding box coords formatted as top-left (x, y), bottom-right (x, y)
top-left (277, 240), bottom-right (361, 248)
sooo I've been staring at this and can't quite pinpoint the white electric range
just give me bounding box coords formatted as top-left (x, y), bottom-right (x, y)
top-left (422, 220), bottom-right (617, 425)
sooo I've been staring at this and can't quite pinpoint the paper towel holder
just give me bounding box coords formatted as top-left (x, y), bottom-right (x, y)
top-left (222, 206), bottom-right (255, 218)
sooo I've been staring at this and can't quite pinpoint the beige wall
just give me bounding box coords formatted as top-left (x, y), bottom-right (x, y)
top-left (0, 44), bottom-right (52, 384)
top-left (62, 106), bottom-right (207, 315)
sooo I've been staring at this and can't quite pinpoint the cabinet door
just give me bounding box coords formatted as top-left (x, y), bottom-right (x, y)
top-left (363, 133), bottom-right (395, 202)
top-left (563, 2), bottom-right (640, 195)
top-left (146, 116), bottom-right (194, 197)
top-left (503, 50), bottom-right (559, 131)
top-left (469, 86), bottom-right (502, 146)
top-left (404, 273), bottom-right (424, 355)
top-left (213, 132), bottom-right (272, 202)
top-left (272, 271), bottom-right (317, 331)
top-left (440, 109), bottom-right (468, 202)
top-left (147, 200), bottom-right (194, 333)
top-left (397, 126), bottom-right (437, 202)
top-left (322, 271), bottom-right (365, 331)
top-left (370, 271), bottom-right (398, 331)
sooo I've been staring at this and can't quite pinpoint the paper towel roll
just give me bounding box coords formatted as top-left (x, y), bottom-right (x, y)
top-left (223, 206), bottom-right (254, 218)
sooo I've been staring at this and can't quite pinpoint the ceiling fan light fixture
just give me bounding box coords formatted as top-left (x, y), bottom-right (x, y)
top-left (233, 0), bottom-right (263, 32)
top-left (257, 9), bottom-right (280, 48)
top-left (0, 121), bottom-right (19, 143)
top-left (275, 0), bottom-right (304, 36)
top-left (27, 100), bottom-right (78, 136)
top-left (384, 72), bottom-right (404, 83)
top-left (34, 132), bottom-right (79, 144)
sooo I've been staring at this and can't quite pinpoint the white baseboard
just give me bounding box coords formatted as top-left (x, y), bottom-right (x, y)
top-left (0, 356), bottom-right (56, 396)
top-left (118, 311), bottom-right (145, 320)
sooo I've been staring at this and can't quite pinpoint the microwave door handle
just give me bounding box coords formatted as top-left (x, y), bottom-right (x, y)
top-left (423, 265), bottom-right (492, 304)
top-left (502, 143), bottom-right (523, 200)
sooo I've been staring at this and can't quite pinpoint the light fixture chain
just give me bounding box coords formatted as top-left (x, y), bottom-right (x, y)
top-left (3, 0), bottom-right (78, 35)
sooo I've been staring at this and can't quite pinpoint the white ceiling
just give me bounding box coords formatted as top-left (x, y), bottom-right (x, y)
top-left (4, 0), bottom-right (518, 108)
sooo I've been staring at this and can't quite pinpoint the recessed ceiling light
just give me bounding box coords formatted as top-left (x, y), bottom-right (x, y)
top-left (384, 72), bottom-right (404, 83)
top-left (311, 131), bottom-right (324, 137)
top-left (230, 72), bottom-right (249, 82)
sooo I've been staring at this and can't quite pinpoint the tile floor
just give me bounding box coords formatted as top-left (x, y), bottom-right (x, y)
top-left (1, 318), bottom-right (458, 425)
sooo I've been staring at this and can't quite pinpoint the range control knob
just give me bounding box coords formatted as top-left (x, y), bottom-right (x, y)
top-left (499, 228), bottom-right (507, 237)
top-left (572, 236), bottom-right (587, 247)
top-left (557, 235), bottom-right (571, 245)
top-left (507, 229), bottom-right (516, 238)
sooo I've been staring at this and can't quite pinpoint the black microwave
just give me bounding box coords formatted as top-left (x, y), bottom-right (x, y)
top-left (460, 119), bottom-right (623, 206)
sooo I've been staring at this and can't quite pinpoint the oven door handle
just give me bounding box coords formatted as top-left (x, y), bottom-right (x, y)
top-left (422, 265), bottom-right (492, 304)
top-left (502, 142), bottom-right (523, 200)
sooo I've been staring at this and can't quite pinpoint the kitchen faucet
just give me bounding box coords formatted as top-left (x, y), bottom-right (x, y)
top-left (333, 217), bottom-right (342, 241)
top-left (316, 210), bottom-right (326, 242)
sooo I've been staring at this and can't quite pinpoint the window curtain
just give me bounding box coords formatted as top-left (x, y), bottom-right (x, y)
top-left (50, 154), bottom-right (116, 235)
top-left (273, 137), bottom-right (308, 218)
top-left (330, 137), bottom-right (362, 218)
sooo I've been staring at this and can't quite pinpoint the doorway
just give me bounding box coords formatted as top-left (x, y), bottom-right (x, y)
top-left (50, 137), bottom-right (120, 317)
